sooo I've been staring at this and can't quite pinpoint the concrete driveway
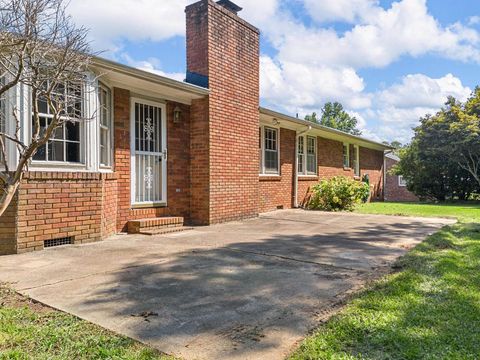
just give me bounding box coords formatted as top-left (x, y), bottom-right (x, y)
top-left (0, 210), bottom-right (454, 360)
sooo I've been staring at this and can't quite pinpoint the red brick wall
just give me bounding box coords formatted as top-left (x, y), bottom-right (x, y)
top-left (186, 0), bottom-right (260, 224)
top-left (189, 97), bottom-right (210, 225)
top-left (101, 176), bottom-right (117, 238)
top-left (113, 88), bottom-right (194, 230)
top-left (13, 172), bottom-right (117, 254)
top-left (0, 195), bottom-right (17, 255)
top-left (113, 87), bottom-right (131, 231)
top-left (259, 128), bottom-right (295, 212)
top-left (259, 134), bottom-right (385, 212)
top-left (385, 157), bottom-right (418, 202)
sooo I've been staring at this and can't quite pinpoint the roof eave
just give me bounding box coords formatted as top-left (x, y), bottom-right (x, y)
top-left (260, 107), bottom-right (392, 151)
top-left (91, 56), bottom-right (210, 97)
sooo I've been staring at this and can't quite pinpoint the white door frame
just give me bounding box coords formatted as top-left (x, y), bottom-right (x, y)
top-left (130, 97), bottom-right (167, 207)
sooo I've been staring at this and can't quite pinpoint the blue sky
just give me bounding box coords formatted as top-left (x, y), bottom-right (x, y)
top-left (68, 0), bottom-right (479, 143)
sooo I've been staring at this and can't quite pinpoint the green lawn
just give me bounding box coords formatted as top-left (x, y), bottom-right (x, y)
top-left (356, 201), bottom-right (480, 222)
top-left (0, 286), bottom-right (170, 360)
top-left (291, 202), bottom-right (480, 360)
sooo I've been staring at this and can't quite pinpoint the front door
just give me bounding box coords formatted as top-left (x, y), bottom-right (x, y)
top-left (130, 98), bottom-right (167, 206)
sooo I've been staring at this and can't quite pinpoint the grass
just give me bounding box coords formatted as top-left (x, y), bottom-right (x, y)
top-left (291, 202), bottom-right (480, 360)
top-left (0, 286), bottom-right (171, 360)
top-left (355, 201), bottom-right (480, 222)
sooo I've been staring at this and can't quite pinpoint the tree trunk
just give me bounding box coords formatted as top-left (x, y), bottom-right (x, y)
top-left (0, 182), bottom-right (18, 217)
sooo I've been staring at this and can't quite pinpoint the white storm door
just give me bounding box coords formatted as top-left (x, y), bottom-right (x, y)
top-left (131, 99), bottom-right (167, 206)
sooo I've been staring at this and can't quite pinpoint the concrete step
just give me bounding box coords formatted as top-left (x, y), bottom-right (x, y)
top-left (127, 217), bottom-right (185, 234)
top-left (139, 226), bottom-right (195, 236)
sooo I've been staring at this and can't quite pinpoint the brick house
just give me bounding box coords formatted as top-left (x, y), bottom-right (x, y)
top-left (384, 153), bottom-right (418, 202)
top-left (0, 0), bottom-right (391, 255)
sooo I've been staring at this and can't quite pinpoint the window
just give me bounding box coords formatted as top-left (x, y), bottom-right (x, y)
top-left (259, 126), bottom-right (279, 174)
top-left (297, 136), bottom-right (304, 174)
top-left (398, 175), bottom-right (407, 187)
top-left (306, 136), bottom-right (317, 175)
top-left (99, 83), bottom-right (113, 167)
top-left (297, 135), bottom-right (317, 175)
top-left (32, 82), bottom-right (83, 163)
top-left (352, 145), bottom-right (360, 176)
top-left (343, 143), bottom-right (350, 168)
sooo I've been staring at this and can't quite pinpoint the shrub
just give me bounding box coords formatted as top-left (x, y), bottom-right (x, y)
top-left (308, 176), bottom-right (370, 211)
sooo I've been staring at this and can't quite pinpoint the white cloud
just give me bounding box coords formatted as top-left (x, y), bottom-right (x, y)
top-left (361, 74), bottom-right (472, 143)
top-left (272, 0), bottom-right (480, 69)
top-left (68, 0), bottom-right (280, 51)
top-left (68, 0), bottom-right (190, 51)
top-left (260, 56), bottom-right (371, 114)
top-left (378, 73), bottom-right (472, 109)
top-left (469, 16), bottom-right (480, 26)
top-left (235, 0), bottom-right (279, 28)
top-left (303, 0), bottom-right (380, 24)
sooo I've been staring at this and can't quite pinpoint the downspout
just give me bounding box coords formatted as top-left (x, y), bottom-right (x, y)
top-left (294, 125), bottom-right (312, 208)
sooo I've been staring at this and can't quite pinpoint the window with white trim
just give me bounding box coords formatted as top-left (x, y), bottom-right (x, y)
top-left (352, 145), bottom-right (360, 176)
top-left (398, 175), bottom-right (407, 187)
top-left (343, 143), bottom-right (350, 168)
top-left (99, 83), bottom-right (113, 167)
top-left (297, 136), bottom-right (304, 174)
top-left (298, 135), bottom-right (317, 175)
top-left (259, 126), bottom-right (279, 174)
top-left (32, 82), bottom-right (83, 163)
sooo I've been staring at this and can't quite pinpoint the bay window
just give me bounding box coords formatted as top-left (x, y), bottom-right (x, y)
top-left (99, 83), bottom-right (113, 167)
top-left (297, 134), bottom-right (317, 175)
top-left (32, 82), bottom-right (83, 164)
top-left (260, 126), bottom-right (279, 175)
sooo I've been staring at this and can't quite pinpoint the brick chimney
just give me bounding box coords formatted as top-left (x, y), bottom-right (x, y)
top-left (186, 0), bottom-right (260, 224)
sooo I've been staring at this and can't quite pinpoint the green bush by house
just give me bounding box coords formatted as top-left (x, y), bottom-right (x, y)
top-left (308, 176), bottom-right (369, 211)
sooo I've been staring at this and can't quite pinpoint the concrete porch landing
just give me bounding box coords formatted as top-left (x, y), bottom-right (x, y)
top-left (0, 210), bottom-right (455, 360)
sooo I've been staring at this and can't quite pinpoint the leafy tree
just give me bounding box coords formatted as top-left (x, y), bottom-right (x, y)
top-left (304, 112), bottom-right (318, 123)
top-left (305, 102), bottom-right (362, 135)
top-left (383, 140), bottom-right (404, 149)
top-left (0, 0), bottom-right (92, 217)
top-left (447, 88), bottom-right (480, 186)
top-left (395, 89), bottom-right (480, 201)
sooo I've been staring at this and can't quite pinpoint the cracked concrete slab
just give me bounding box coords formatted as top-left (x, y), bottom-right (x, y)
top-left (0, 210), bottom-right (455, 360)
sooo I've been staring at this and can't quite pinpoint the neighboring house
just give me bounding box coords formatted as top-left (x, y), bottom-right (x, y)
top-left (384, 153), bottom-right (418, 202)
top-left (0, 0), bottom-right (390, 255)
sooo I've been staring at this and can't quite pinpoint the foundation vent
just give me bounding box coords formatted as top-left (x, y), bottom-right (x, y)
top-left (44, 237), bottom-right (73, 248)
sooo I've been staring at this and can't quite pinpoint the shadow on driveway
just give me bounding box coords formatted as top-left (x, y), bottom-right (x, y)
top-left (0, 210), bottom-right (454, 360)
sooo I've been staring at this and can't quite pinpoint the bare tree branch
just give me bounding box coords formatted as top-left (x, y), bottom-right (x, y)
top-left (0, 0), bottom-right (93, 217)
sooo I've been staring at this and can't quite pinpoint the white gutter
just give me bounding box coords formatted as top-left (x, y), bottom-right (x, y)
top-left (294, 125), bottom-right (312, 208)
top-left (91, 56), bottom-right (210, 96)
